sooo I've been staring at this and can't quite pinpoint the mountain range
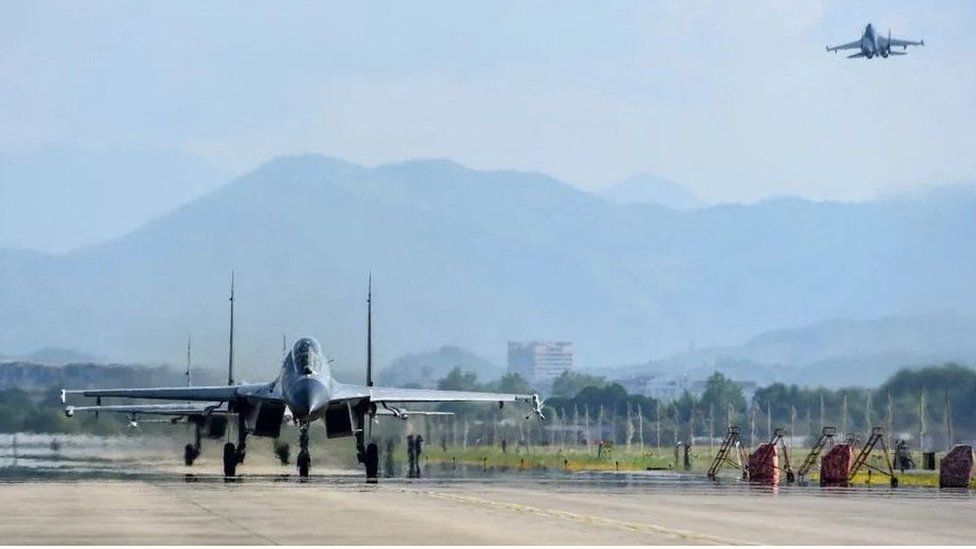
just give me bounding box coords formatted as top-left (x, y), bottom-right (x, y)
top-left (1, 154), bottom-right (974, 383)
top-left (598, 173), bottom-right (703, 210)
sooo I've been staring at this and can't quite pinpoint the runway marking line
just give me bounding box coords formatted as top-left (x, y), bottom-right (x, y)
top-left (153, 482), bottom-right (279, 545)
top-left (400, 488), bottom-right (758, 545)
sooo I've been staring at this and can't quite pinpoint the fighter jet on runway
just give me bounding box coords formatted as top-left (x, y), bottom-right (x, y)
top-left (827, 23), bottom-right (923, 58)
top-left (62, 277), bottom-right (544, 480)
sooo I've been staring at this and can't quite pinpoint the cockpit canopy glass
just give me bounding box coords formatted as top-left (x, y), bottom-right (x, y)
top-left (292, 337), bottom-right (321, 374)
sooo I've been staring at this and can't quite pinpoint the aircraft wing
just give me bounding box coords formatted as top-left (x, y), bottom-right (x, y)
top-left (331, 384), bottom-right (544, 417)
top-left (61, 383), bottom-right (278, 404)
top-left (64, 402), bottom-right (227, 417)
top-left (826, 40), bottom-right (861, 52)
top-left (887, 37), bottom-right (923, 48)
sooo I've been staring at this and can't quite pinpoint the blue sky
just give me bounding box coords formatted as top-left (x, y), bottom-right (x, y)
top-left (3, 1), bottom-right (975, 249)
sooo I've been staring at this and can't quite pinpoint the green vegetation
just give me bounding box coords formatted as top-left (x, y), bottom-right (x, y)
top-left (0, 387), bottom-right (122, 434)
top-left (425, 443), bottom-right (967, 488)
top-left (550, 371), bottom-right (607, 398)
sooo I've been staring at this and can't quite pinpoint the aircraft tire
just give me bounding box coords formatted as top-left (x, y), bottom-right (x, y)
top-left (184, 443), bottom-right (196, 466)
top-left (223, 442), bottom-right (237, 477)
top-left (275, 442), bottom-right (290, 465)
top-left (365, 443), bottom-right (379, 480)
top-left (298, 450), bottom-right (310, 478)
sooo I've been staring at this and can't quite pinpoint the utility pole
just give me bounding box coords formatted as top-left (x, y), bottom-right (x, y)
top-left (806, 401), bottom-right (812, 440)
top-left (584, 405), bottom-right (591, 448)
top-left (750, 405), bottom-right (756, 447)
top-left (820, 391), bottom-right (825, 429)
top-left (790, 405), bottom-right (797, 447)
top-left (708, 402), bottom-right (714, 457)
top-left (655, 402), bottom-right (661, 449)
top-left (574, 404), bottom-right (581, 447)
top-left (945, 388), bottom-right (953, 450)
top-left (886, 391), bottom-right (893, 441)
top-left (626, 402), bottom-right (634, 448)
top-left (841, 391), bottom-right (848, 434)
top-left (865, 391), bottom-right (872, 430)
top-left (918, 391), bottom-right (926, 452)
top-left (637, 403), bottom-right (644, 450)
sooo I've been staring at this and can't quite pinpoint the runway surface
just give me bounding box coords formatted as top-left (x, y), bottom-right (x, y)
top-left (1, 434), bottom-right (974, 544)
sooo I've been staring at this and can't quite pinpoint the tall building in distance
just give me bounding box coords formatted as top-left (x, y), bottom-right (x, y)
top-left (507, 341), bottom-right (573, 386)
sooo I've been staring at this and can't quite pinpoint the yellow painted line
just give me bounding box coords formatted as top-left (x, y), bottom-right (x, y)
top-left (401, 489), bottom-right (758, 545)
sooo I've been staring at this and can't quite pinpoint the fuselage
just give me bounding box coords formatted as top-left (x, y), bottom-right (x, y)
top-left (860, 24), bottom-right (879, 58)
top-left (279, 337), bottom-right (333, 422)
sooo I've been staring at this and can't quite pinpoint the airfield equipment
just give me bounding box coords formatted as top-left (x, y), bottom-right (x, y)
top-left (848, 427), bottom-right (898, 487)
top-left (707, 425), bottom-right (747, 480)
top-left (939, 445), bottom-right (975, 488)
top-left (797, 426), bottom-right (836, 481)
top-left (747, 428), bottom-right (795, 484)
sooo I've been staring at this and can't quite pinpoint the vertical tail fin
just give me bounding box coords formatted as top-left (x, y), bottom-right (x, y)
top-left (366, 273), bottom-right (373, 387)
top-left (228, 271), bottom-right (235, 386)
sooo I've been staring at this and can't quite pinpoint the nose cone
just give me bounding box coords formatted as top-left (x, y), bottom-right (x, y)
top-left (287, 376), bottom-right (330, 420)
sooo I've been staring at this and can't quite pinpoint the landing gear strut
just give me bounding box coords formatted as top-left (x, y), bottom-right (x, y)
top-left (184, 422), bottom-right (202, 466)
top-left (235, 415), bottom-right (248, 464)
top-left (297, 424), bottom-right (310, 478)
top-left (357, 413), bottom-right (379, 482)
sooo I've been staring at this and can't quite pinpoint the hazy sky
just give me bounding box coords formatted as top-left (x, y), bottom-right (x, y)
top-left (3, 1), bottom-right (975, 218)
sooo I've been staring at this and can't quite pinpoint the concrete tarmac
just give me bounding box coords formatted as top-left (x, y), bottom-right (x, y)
top-left (1, 474), bottom-right (974, 544)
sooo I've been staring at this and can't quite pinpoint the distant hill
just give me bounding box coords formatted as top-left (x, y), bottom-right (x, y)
top-left (639, 312), bottom-right (976, 387)
top-left (0, 361), bottom-right (224, 397)
top-left (599, 173), bottom-right (703, 209)
top-left (377, 346), bottom-right (502, 388)
top-left (0, 347), bottom-right (101, 366)
top-left (1, 155), bottom-right (974, 382)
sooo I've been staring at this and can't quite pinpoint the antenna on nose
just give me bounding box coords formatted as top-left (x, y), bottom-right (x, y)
top-left (366, 273), bottom-right (373, 387)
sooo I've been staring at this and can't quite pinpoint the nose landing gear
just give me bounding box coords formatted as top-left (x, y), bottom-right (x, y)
top-left (297, 424), bottom-right (311, 478)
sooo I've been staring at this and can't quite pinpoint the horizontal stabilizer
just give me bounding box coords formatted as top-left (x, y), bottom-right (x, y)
top-left (888, 50), bottom-right (907, 56)
top-left (847, 52), bottom-right (866, 59)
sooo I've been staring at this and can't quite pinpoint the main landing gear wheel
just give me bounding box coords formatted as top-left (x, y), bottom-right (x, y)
top-left (184, 443), bottom-right (197, 466)
top-left (365, 442), bottom-right (379, 482)
top-left (223, 442), bottom-right (237, 477)
top-left (890, 477), bottom-right (899, 488)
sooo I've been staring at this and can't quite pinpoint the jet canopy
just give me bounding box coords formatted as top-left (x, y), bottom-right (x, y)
top-left (292, 337), bottom-right (321, 375)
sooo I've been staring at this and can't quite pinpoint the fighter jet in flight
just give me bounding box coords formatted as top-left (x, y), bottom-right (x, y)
top-left (827, 23), bottom-right (924, 59)
top-left (63, 276), bottom-right (544, 480)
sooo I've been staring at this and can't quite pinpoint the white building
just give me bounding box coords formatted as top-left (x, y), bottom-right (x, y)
top-left (507, 341), bottom-right (573, 386)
